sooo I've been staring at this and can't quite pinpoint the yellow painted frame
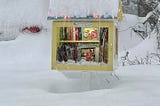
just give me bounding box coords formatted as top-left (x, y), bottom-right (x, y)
top-left (51, 19), bottom-right (117, 71)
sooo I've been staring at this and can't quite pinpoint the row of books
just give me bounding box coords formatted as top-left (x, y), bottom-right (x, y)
top-left (59, 27), bottom-right (82, 40)
top-left (59, 27), bottom-right (99, 40)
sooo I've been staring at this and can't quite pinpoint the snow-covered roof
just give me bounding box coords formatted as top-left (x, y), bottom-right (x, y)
top-left (48, 0), bottom-right (120, 19)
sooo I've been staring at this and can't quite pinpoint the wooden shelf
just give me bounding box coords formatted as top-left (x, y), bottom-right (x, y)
top-left (60, 40), bottom-right (99, 43)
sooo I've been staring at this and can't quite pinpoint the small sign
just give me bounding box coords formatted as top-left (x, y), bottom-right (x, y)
top-left (73, 22), bottom-right (92, 27)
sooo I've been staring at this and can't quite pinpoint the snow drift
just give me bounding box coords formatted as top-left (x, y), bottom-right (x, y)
top-left (0, 0), bottom-right (49, 40)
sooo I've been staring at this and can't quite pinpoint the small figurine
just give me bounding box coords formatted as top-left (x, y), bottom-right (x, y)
top-left (85, 49), bottom-right (93, 62)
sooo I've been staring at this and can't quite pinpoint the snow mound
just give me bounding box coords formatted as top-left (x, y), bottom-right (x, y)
top-left (118, 14), bottom-right (143, 51)
top-left (0, 0), bottom-right (49, 41)
top-left (119, 31), bottom-right (160, 66)
top-left (0, 0), bottom-right (49, 26)
top-left (127, 33), bottom-right (157, 59)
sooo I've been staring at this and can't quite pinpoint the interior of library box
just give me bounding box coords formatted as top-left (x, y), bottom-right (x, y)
top-left (51, 19), bottom-right (118, 71)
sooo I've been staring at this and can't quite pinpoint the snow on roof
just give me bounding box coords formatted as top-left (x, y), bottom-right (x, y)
top-left (48, 0), bottom-right (120, 19)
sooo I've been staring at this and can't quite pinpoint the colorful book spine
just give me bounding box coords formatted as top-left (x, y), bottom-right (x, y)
top-left (60, 27), bottom-right (63, 40)
top-left (75, 28), bottom-right (79, 40)
top-left (66, 27), bottom-right (69, 40)
top-left (78, 27), bottom-right (82, 40)
top-left (69, 28), bottom-right (73, 40)
top-left (73, 28), bottom-right (76, 40)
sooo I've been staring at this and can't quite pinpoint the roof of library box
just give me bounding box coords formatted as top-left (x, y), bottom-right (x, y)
top-left (48, 0), bottom-right (122, 20)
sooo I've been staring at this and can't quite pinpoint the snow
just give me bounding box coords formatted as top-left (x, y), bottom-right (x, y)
top-left (0, 0), bottom-right (49, 26)
top-left (0, 1), bottom-right (160, 106)
top-left (0, 30), bottom-right (51, 70)
top-left (127, 33), bottom-right (157, 59)
top-left (0, 0), bottom-right (49, 40)
top-left (118, 14), bottom-right (143, 51)
top-left (48, 0), bottom-right (120, 18)
top-left (1, 62), bottom-right (160, 106)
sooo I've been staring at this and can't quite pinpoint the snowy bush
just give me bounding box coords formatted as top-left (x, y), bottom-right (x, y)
top-left (120, 52), bottom-right (160, 66)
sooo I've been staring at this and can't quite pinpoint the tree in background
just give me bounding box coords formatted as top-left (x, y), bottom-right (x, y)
top-left (138, 0), bottom-right (160, 17)
top-left (122, 0), bottom-right (138, 15)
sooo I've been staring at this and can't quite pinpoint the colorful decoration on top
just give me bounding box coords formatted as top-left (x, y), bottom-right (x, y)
top-left (48, 14), bottom-right (116, 20)
top-left (48, 0), bottom-right (121, 20)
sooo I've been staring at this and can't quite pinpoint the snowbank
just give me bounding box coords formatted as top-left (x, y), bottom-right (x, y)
top-left (0, 0), bottom-right (49, 40)
top-left (0, 0), bottom-right (49, 26)
top-left (0, 30), bottom-right (51, 70)
top-left (118, 14), bottom-right (143, 51)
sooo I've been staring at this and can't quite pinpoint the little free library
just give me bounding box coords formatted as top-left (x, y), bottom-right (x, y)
top-left (48, 0), bottom-right (123, 71)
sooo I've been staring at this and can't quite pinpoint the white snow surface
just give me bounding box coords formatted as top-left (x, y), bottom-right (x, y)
top-left (118, 14), bottom-right (143, 51)
top-left (49, 0), bottom-right (120, 18)
top-left (0, 18), bottom-right (160, 106)
top-left (0, 0), bottom-right (49, 26)
top-left (0, 1), bottom-right (160, 106)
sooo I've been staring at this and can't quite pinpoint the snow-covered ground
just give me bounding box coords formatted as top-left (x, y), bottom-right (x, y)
top-left (0, 16), bottom-right (160, 106)
top-left (1, 62), bottom-right (160, 106)
top-left (1, 1), bottom-right (160, 106)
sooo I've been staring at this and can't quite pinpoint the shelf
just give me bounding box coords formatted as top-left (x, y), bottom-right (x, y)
top-left (60, 40), bottom-right (99, 43)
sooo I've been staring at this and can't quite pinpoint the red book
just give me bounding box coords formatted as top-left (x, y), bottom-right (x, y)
top-left (75, 28), bottom-right (79, 40)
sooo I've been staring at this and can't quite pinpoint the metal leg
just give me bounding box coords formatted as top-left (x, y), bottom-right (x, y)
top-left (111, 72), bottom-right (120, 80)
